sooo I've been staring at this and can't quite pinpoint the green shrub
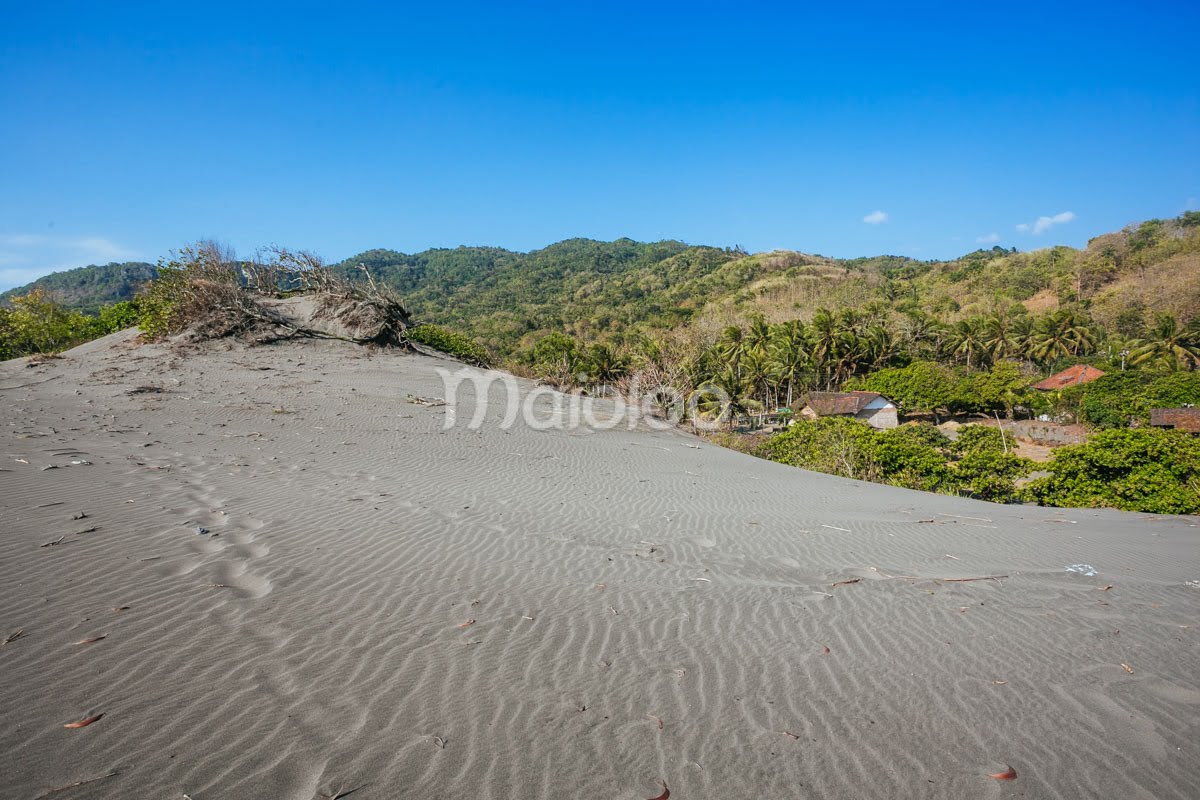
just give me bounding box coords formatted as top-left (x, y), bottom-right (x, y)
top-left (948, 426), bottom-right (1033, 503)
top-left (1065, 372), bottom-right (1200, 428)
top-left (406, 323), bottom-right (491, 366)
top-left (855, 361), bottom-right (958, 417)
top-left (97, 299), bottom-right (141, 333)
top-left (0, 289), bottom-right (102, 357)
top-left (764, 418), bottom-right (1032, 502)
top-left (764, 416), bottom-right (882, 481)
top-left (1023, 428), bottom-right (1200, 514)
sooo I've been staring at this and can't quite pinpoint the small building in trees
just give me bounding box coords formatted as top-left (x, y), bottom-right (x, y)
top-left (1149, 407), bottom-right (1200, 434)
top-left (800, 391), bottom-right (899, 430)
top-left (1031, 364), bottom-right (1106, 391)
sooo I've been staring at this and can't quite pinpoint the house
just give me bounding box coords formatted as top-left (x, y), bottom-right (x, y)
top-left (800, 391), bottom-right (899, 430)
top-left (1031, 364), bottom-right (1106, 391)
top-left (1149, 407), bottom-right (1200, 434)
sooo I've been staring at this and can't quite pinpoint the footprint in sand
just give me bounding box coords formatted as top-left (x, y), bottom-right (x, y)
top-left (154, 493), bottom-right (274, 599)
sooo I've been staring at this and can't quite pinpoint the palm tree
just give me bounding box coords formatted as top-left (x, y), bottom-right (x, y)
top-left (860, 324), bottom-right (897, 372)
top-left (1031, 310), bottom-right (1097, 366)
top-left (745, 315), bottom-right (772, 358)
top-left (899, 311), bottom-right (946, 361)
top-left (1130, 313), bottom-right (1200, 370)
top-left (689, 366), bottom-right (751, 430)
top-left (808, 308), bottom-right (841, 388)
top-left (949, 317), bottom-right (988, 368)
top-left (716, 325), bottom-right (748, 374)
top-left (1009, 314), bottom-right (1036, 361)
top-left (982, 309), bottom-right (1026, 363)
top-left (741, 350), bottom-right (774, 410)
top-left (585, 343), bottom-right (629, 391)
top-left (769, 321), bottom-right (810, 407)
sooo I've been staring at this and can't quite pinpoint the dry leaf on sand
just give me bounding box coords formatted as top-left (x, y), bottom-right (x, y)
top-left (63, 713), bottom-right (104, 729)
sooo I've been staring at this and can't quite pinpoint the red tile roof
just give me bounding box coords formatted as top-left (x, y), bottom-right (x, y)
top-left (1031, 364), bottom-right (1106, 391)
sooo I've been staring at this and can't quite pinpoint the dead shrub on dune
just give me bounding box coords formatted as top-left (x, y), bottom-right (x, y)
top-left (140, 241), bottom-right (412, 346)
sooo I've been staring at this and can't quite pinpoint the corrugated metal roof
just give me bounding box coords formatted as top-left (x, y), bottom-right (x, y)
top-left (1150, 407), bottom-right (1200, 433)
top-left (804, 391), bottom-right (886, 416)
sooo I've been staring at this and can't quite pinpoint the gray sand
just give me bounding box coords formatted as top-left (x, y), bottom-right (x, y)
top-left (2, 333), bottom-right (1198, 799)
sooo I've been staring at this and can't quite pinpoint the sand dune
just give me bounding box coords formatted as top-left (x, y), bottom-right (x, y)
top-left (2, 333), bottom-right (1198, 799)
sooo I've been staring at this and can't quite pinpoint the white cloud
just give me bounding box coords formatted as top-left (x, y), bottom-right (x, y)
top-left (1016, 211), bottom-right (1076, 235)
top-left (1, 266), bottom-right (57, 289)
top-left (862, 210), bottom-right (889, 225)
top-left (70, 237), bottom-right (138, 262)
top-left (0, 234), bottom-right (141, 292)
top-left (0, 234), bottom-right (46, 247)
top-left (976, 233), bottom-right (1000, 244)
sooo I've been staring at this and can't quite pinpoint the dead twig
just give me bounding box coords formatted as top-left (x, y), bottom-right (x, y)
top-left (33, 770), bottom-right (118, 799)
top-left (3, 628), bottom-right (26, 645)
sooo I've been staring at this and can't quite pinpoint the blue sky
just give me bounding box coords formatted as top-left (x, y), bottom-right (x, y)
top-left (2, 1), bottom-right (1197, 290)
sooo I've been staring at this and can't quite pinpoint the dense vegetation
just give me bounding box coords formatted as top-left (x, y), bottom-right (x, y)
top-left (0, 289), bottom-right (138, 360)
top-left (1024, 429), bottom-right (1200, 514)
top-left (763, 420), bottom-right (1033, 503)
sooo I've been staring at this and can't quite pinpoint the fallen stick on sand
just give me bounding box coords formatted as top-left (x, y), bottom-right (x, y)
top-left (943, 575), bottom-right (1008, 583)
top-left (405, 394), bottom-right (445, 407)
top-left (0, 375), bottom-right (62, 391)
top-left (33, 770), bottom-right (118, 799)
top-left (39, 535), bottom-right (65, 548)
top-left (938, 512), bottom-right (992, 523)
top-left (831, 578), bottom-right (862, 587)
top-left (3, 628), bottom-right (25, 645)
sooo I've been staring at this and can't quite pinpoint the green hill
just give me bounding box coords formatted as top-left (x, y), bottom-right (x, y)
top-left (7, 212), bottom-right (1198, 360)
top-left (1, 261), bottom-right (157, 314)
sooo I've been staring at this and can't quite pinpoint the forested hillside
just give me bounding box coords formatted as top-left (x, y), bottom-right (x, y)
top-left (330, 239), bottom-right (743, 354)
top-left (328, 212), bottom-right (1200, 360)
top-left (0, 261), bottom-right (156, 313)
top-left (7, 213), bottom-right (1199, 362)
